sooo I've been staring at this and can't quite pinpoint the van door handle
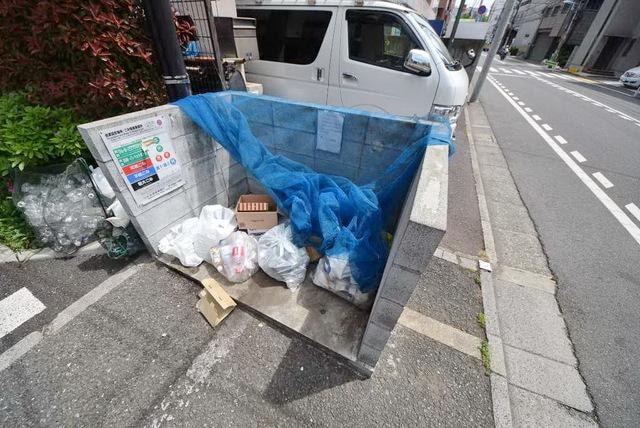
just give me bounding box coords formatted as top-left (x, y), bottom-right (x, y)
top-left (316, 67), bottom-right (324, 81)
top-left (342, 73), bottom-right (358, 81)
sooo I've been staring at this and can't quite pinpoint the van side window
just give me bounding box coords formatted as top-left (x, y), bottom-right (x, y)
top-left (237, 9), bottom-right (332, 65)
top-left (346, 10), bottom-right (419, 72)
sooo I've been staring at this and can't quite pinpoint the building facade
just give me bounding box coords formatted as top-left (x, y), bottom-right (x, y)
top-left (566, 0), bottom-right (640, 76)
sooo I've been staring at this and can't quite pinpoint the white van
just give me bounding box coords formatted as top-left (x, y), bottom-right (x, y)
top-left (236, 0), bottom-right (469, 126)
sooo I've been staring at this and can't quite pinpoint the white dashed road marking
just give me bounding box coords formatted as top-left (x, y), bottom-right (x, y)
top-left (518, 101), bottom-right (525, 106)
top-left (570, 151), bottom-right (587, 163)
top-left (626, 203), bottom-right (640, 223)
top-left (488, 76), bottom-right (640, 248)
top-left (490, 67), bottom-right (498, 73)
top-left (554, 135), bottom-right (568, 145)
top-left (0, 288), bottom-right (46, 339)
top-left (593, 172), bottom-right (614, 189)
top-left (500, 68), bottom-right (513, 74)
top-left (542, 124), bottom-right (553, 131)
top-left (524, 107), bottom-right (533, 113)
top-left (513, 69), bottom-right (526, 75)
top-left (532, 114), bottom-right (542, 121)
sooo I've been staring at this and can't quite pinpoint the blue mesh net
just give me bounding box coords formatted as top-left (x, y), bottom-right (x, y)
top-left (174, 91), bottom-right (453, 293)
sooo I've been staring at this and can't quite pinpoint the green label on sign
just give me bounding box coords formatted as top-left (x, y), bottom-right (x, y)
top-left (113, 141), bottom-right (148, 166)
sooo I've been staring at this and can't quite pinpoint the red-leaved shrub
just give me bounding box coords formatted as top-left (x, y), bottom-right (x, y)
top-left (0, 0), bottom-right (189, 118)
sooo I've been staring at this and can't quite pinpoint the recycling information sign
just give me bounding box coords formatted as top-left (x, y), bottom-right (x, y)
top-left (100, 115), bottom-right (183, 206)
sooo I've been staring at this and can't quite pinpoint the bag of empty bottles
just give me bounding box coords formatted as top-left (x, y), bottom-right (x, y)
top-left (258, 222), bottom-right (309, 290)
top-left (13, 160), bottom-right (106, 254)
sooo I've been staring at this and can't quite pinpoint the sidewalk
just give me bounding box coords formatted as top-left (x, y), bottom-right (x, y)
top-left (465, 102), bottom-right (597, 426)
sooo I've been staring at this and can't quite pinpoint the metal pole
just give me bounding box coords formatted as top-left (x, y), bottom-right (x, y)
top-left (202, 0), bottom-right (228, 90)
top-left (141, 0), bottom-right (191, 101)
top-left (446, 0), bottom-right (466, 47)
top-left (468, 0), bottom-right (518, 103)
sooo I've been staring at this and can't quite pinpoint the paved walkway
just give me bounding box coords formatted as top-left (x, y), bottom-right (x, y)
top-left (465, 102), bottom-right (597, 426)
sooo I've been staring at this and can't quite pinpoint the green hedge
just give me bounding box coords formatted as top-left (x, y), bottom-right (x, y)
top-left (0, 93), bottom-right (86, 250)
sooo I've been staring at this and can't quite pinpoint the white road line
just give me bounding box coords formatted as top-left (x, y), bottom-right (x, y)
top-left (513, 69), bottom-right (526, 75)
top-left (593, 172), bottom-right (614, 189)
top-left (524, 71), bottom-right (539, 77)
top-left (0, 260), bottom-right (145, 373)
top-left (476, 66), bottom-right (482, 72)
top-left (555, 74), bottom-right (571, 80)
top-left (554, 135), bottom-right (568, 145)
top-left (524, 107), bottom-right (533, 113)
top-left (0, 288), bottom-right (46, 339)
top-left (541, 124), bottom-right (553, 131)
top-left (518, 101), bottom-right (525, 106)
top-left (570, 151), bottom-right (587, 163)
top-left (398, 308), bottom-right (481, 360)
top-left (533, 76), bottom-right (640, 124)
top-left (619, 115), bottom-right (633, 121)
top-left (490, 67), bottom-right (498, 72)
top-left (625, 203), bottom-right (640, 223)
top-left (501, 68), bottom-right (513, 74)
top-left (488, 76), bottom-right (640, 248)
top-left (512, 96), bottom-right (520, 100)
top-left (532, 114), bottom-right (542, 121)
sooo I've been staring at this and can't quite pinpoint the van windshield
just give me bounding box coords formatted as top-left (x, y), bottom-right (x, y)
top-left (409, 12), bottom-right (461, 71)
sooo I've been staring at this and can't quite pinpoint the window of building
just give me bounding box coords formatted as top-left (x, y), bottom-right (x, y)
top-left (236, 9), bottom-right (332, 65)
top-left (346, 10), bottom-right (420, 72)
top-left (585, 0), bottom-right (604, 10)
top-left (622, 39), bottom-right (636, 57)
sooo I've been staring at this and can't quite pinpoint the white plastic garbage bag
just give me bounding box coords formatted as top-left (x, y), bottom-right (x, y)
top-left (90, 167), bottom-right (115, 199)
top-left (258, 223), bottom-right (309, 290)
top-left (106, 200), bottom-right (130, 228)
top-left (194, 205), bottom-right (237, 263)
top-left (312, 255), bottom-right (374, 309)
top-left (211, 231), bottom-right (259, 283)
top-left (158, 217), bottom-right (203, 267)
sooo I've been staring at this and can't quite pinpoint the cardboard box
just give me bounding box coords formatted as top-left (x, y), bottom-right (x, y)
top-left (235, 194), bottom-right (278, 231)
top-left (197, 278), bottom-right (237, 327)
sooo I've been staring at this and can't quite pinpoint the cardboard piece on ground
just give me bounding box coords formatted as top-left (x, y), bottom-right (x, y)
top-left (197, 277), bottom-right (237, 327)
top-left (235, 194), bottom-right (278, 231)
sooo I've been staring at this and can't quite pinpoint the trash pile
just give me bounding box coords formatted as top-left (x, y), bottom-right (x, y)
top-left (13, 159), bottom-right (143, 258)
top-left (159, 193), bottom-right (375, 307)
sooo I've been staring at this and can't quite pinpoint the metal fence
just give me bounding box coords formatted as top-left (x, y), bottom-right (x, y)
top-left (170, 0), bottom-right (226, 93)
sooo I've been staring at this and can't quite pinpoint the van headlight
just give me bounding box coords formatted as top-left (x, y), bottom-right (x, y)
top-left (430, 104), bottom-right (462, 124)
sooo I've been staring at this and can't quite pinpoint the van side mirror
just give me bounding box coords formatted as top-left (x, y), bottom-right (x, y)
top-left (404, 49), bottom-right (432, 76)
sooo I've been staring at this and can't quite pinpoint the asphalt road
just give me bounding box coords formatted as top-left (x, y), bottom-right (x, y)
top-left (477, 55), bottom-right (640, 426)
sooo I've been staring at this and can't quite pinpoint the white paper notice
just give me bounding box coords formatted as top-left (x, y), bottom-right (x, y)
top-left (316, 110), bottom-right (344, 154)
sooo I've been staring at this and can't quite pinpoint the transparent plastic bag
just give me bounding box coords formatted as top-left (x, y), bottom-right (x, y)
top-left (210, 231), bottom-right (258, 283)
top-left (13, 160), bottom-right (106, 254)
top-left (258, 223), bottom-right (309, 290)
top-left (312, 255), bottom-right (374, 309)
top-left (158, 217), bottom-right (203, 267)
top-left (194, 205), bottom-right (237, 263)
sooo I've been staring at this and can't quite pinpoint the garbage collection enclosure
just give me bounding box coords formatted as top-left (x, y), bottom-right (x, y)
top-left (78, 92), bottom-right (449, 374)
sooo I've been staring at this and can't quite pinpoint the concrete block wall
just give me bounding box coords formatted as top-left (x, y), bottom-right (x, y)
top-left (78, 105), bottom-right (248, 253)
top-left (358, 144), bottom-right (449, 367)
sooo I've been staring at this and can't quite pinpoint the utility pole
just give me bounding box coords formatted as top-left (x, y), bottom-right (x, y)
top-left (468, 0), bottom-right (518, 103)
top-left (446, 0), bottom-right (467, 47)
top-left (550, 0), bottom-right (584, 63)
top-left (141, 0), bottom-right (191, 101)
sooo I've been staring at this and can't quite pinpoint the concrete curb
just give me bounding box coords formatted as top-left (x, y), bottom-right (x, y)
top-left (0, 241), bottom-right (106, 264)
top-left (464, 104), bottom-right (597, 426)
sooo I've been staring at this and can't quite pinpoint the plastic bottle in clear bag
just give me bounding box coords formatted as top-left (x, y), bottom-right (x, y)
top-left (258, 223), bottom-right (309, 290)
top-left (210, 231), bottom-right (259, 283)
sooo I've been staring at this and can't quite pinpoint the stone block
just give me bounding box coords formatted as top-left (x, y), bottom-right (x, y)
top-left (278, 151), bottom-right (315, 169)
top-left (487, 200), bottom-right (537, 235)
top-left (494, 278), bottom-right (575, 365)
top-left (357, 342), bottom-right (383, 367)
top-left (173, 132), bottom-right (215, 164)
top-left (275, 128), bottom-right (316, 157)
top-left (247, 177), bottom-right (267, 194)
top-left (315, 139), bottom-right (364, 168)
top-left (235, 97), bottom-right (273, 125)
top-left (273, 103), bottom-right (316, 132)
top-left (221, 163), bottom-right (247, 187)
top-left (361, 321), bottom-right (392, 352)
top-left (228, 180), bottom-right (249, 205)
top-left (377, 263), bottom-right (421, 307)
top-left (314, 159), bottom-right (358, 182)
top-left (368, 296), bottom-right (404, 331)
top-left (395, 222), bottom-right (444, 273)
top-left (134, 191), bottom-right (194, 237)
top-left (493, 229), bottom-right (552, 277)
top-left (342, 113), bottom-right (369, 142)
top-left (504, 344), bottom-right (592, 412)
top-left (249, 122), bottom-right (276, 149)
top-left (186, 172), bottom-right (226, 210)
top-left (181, 153), bottom-right (218, 189)
top-left (365, 116), bottom-right (418, 149)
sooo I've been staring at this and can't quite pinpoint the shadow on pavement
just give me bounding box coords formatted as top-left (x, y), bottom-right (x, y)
top-left (262, 339), bottom-right (360, 405)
